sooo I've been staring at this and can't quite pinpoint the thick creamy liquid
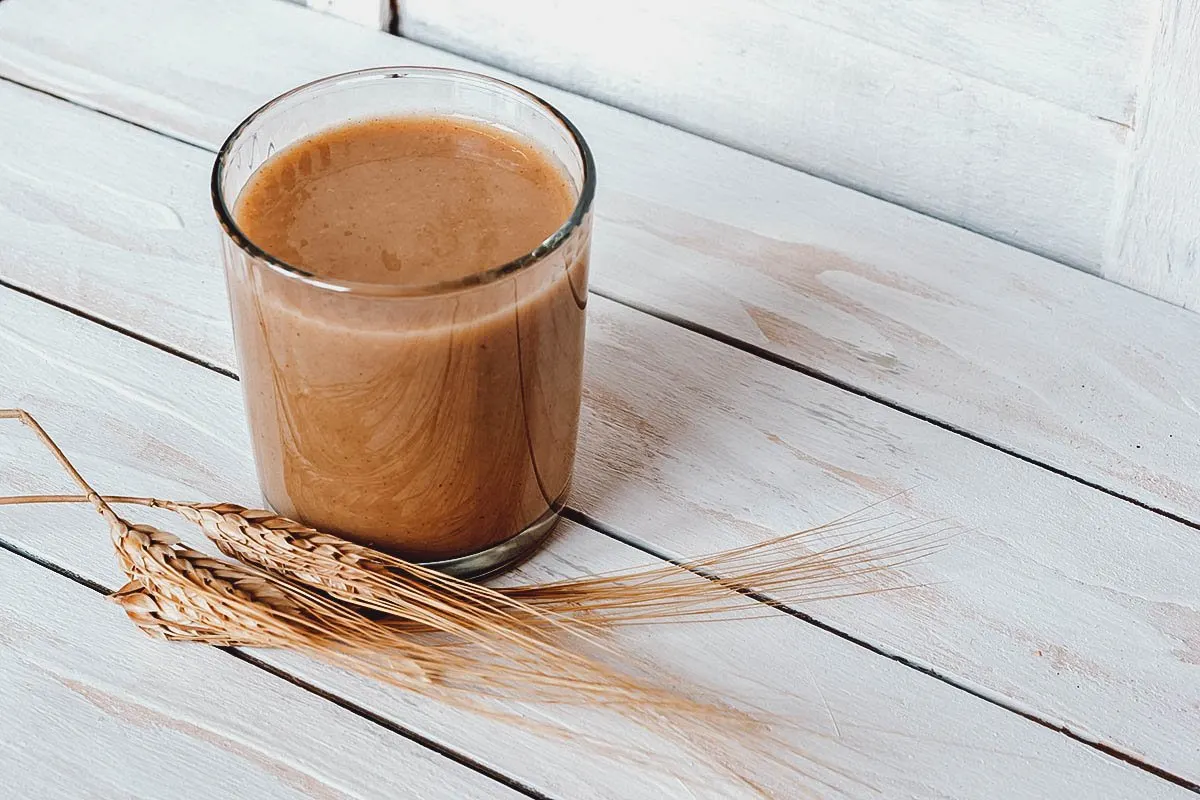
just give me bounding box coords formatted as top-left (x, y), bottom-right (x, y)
top-left (228, 116), bottom-right (587, 561)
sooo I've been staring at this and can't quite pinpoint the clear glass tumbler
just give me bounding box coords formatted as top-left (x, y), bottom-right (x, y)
top-left (211, 67), bottom-right (594, 578)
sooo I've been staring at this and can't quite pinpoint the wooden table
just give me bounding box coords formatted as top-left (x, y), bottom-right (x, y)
top-left (0, 1), bottom-right (1197, 797)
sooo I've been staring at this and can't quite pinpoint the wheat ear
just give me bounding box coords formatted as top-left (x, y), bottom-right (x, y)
top-left (0, 409), bottom-right (944, 795)
top-left (0, 489), bottom-right (946, 625)
top-left (0, 411), bottom-right (777, 731)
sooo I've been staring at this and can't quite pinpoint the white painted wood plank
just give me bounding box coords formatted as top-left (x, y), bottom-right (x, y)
top-left (0, 93), bottom-right (229, 368)
top-left (1, 81), bottom-right (1198, 785)
top-left (304, 0), bottom-right (387, 29)
top-left (0, 287), bottom-right (1187, 800)
top-left (1104, 0), bottom-right (1200, 308)
top-left (0, 0), bottom-right (1195, 782)
top-left (0, 0), bottom-right (1126, 272)
top-left (0, 0), bottom-right (1197, 526)
top-left (0, 553), bottom-right (521, 799)
top-left (399, 0), bottom-right (1143, 273)
top-left (409, 0), bottom-right (1149, 121)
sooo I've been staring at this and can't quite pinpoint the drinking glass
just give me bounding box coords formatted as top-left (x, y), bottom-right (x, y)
top-left (211, 67), bottom-right (594, 578)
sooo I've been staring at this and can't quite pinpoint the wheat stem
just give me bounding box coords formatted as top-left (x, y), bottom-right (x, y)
top-left (0, 410), bottom-right (120, 525)
top-left (0, 408), bottom-right (947, 796)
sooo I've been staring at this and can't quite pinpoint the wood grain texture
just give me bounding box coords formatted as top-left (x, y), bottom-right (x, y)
top-left (0, 86), bottom-right (228, 367)
top-left (0, 80), bottom-right (1198, 785)
top-left (0, 0), bottom-right (1132, 271)
top-left (0, 0), bottom-right (1197, 525)
top-left (0, 554), bottom-right (521, 800)
top-left (1104, 0), bottom-right (1200, 308)
top-left (304, 0), bottom-right (387, 29)
top-left (411, 0), bottom-right (1150, 120)
top-left (0, 286), bottom-right (1189, 800)
top-left (398, 0), bottom-right (1142, 272)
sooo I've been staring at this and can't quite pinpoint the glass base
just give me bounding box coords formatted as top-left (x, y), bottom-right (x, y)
top-left (419, 503), bottom-right (563, 580)
top-left (261, 494), bottom-right (563, 581)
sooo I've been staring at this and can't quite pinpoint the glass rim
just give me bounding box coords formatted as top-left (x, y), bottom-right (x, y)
top-left (211, 65), bottom-right (596, 298)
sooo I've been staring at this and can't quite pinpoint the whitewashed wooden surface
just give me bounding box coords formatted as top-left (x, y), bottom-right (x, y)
top-left (301, 0), bottom-right (386, 28)
top-left (1104, 0), bottom-right (1200, 308)
top-left (2, 0), bottom-right (1199, 537)
top-left (0, 270), bottom-right (1187, 800)
top-left (401, 0), bottom-right (1142, 275)
top-left (348, 0), bottom-right (1200, 307)
top-left (0, 549), bottom-right (522, 800)
top-left (0, 0), bottom-right (1197, 796)
top-left (5, 56), bottom-right (1200, 779)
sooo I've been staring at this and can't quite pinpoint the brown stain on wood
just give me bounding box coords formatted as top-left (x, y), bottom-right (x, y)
top-left (1134, 595), bottom-right (1200, 667)
top-left (606, 194), bottom-right (1200, 522)
top-left (0, 160), bottom-right (187, 255)
top-left (939, 586), bottom-right (1114, 683)
top-left (583, 384), bottom-right (669, 454)
top-left (51, 675), bottom-right (352, 800)
top-left (602, 193), bottom-right (966, 375)
top-left (1095, 115), bottom-right (1133, 144)
top-left (605, 196), bottom-right (961, 304)
top-left (764, 432), bottom-right (907, 500)
top-left (1027, 640), bottom-right (1110, 678)
top-left (577, 377), bottom-right (676, 498)
top-left (744, 304), bottom-right (907, 373)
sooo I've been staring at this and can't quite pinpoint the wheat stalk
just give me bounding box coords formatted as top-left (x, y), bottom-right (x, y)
top-left (0, 410), bottom-right (820, 790)
top-left (1, 408), bottom-right (946, 795)
top-left (1, 491), bottom-right (945, 631)
top-left (0, 410), bottom-right (430, 679)
top-left (2, 408), bottom-right (744, 699)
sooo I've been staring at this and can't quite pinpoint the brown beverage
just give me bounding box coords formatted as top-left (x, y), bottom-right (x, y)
top-left (226, 115), bottom-right (588, 564)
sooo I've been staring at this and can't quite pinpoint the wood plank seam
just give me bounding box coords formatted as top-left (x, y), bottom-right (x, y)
top-left (224, 651), bottom-right (556, 800)
top-left (4, 259), bottom-right (1196, 792)
top-left (0, 65), bottom-right (1195, 789)
top-left (5, 0), bottom-right (1197, 522)
top-left (387, 0), bottom-right (400, 35)
top-left (4, 71), bottom-right (1194, 535)
top-left (564, 512), bottom-right (1200, 794)
top-left (390, 29), bottom-right (1111, 278)
top-left (0, 529), bottom-right (554, 800)
top-left (0, 72), bottom-right (205, 152)
top-left (3, 78), bottom-right (1199, 780)
top-left (592, 286), bottom-right (1200, 535)
top-left (0, 275), bottom-right (239, 380)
